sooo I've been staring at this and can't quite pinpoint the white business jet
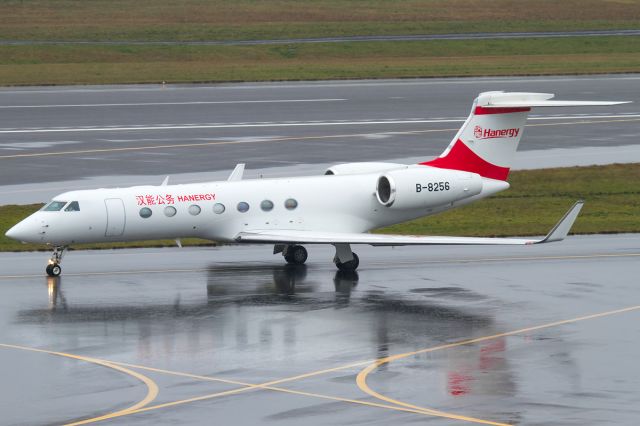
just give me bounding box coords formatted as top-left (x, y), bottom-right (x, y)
top-left (5, 91), bottom-right (627, 277)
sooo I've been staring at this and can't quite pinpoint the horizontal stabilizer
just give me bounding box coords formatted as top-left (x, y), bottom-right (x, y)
top-left (485, 100), bottom-right (629, 108)
top-left (478, 91), bottom-right (629, 108)
top-left (235, 201), bottom-right (584, 247)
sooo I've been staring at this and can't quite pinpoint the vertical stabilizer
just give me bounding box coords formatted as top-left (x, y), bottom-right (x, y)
top-left (421, 91), bottom-right (627, 181)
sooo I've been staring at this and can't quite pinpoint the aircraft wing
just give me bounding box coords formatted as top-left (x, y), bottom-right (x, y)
top-left (236, 201), bottom-right (583, 246)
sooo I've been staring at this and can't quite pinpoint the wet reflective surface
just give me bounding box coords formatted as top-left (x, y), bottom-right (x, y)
top-left (0, 235), bottom-right (639, 425)
top-left (1, 76), bottom-right (639, 186)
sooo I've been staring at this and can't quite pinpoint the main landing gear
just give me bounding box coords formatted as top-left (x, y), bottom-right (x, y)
top-left (284, 245), bottom-right (308, 265)
top-left (45, 246), bottom-right (66, 277)
top-left (333, 243), bottom-right (359, 272)
top-left (334, 252), bottom-right (359, 272)
top-left (274, 243), bottom-right (360, 271)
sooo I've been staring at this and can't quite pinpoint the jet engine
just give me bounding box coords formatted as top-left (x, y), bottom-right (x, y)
top-left (324, 162), bottom-right (405, 176)
top-left (375, 166), bottom-right (483, 209)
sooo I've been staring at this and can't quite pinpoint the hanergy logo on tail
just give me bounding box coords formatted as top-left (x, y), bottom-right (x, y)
top-left (473, 126), bottom-right (520, 140)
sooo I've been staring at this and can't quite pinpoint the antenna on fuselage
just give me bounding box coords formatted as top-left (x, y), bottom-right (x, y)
top-left (161, 176), bottom-right (170, 186)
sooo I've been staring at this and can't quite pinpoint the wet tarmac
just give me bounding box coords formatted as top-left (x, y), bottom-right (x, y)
top-left (0, 234), bottom-right (639, 425)
top-left (1, 75), bottom-right (639, 186)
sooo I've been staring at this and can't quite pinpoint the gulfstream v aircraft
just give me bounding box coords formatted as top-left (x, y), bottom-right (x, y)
top-left (5, 91), bottom-right (627, 277)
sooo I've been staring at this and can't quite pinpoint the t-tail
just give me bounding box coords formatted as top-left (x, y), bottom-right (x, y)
top-left (422, 91), bottom-right (628, 181)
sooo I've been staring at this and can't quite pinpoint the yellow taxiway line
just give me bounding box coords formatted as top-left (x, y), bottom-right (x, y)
top-left (355, 305), bottom-right (640, 425)
top-left (0, 343), bottom-right (159, 425)
top-left (65, 304), bottom-right (640, 424)
top-left (3, 304), bottom-right (635, 425)
top-left (2, 254), bottom-right (640, 423)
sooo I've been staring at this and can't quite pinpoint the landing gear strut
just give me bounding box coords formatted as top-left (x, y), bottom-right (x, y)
top-left (335, 252), bottom-right (359, 272)
top-left (284, 245), bottom-right (308, 265)
top-left (45, 246), bottom-right (66, 277)
top-left (333, 243), bottom-right (360, 272)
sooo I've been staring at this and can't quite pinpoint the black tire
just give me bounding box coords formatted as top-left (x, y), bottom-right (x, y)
top-left (46, 264), bottom-right (61, 277)
top-left (285, 245), bottom-right (307, 265)
top-left (336, 252), bottom-right (359, 271)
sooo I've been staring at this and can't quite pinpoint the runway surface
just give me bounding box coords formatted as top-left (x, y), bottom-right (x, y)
top-left (1, 75), bottom-right (639, 188)
top-left (4, 29), bottom-right (640, 46)
top-left (0, 234), bottom-right (639, 425)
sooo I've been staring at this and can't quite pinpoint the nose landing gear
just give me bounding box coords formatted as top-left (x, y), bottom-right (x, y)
top-left (45, 246), bottom-right (66, 277)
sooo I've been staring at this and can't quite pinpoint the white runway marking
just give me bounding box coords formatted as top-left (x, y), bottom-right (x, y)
top-left (0, 114), bottom-right (638, 134)
top-left (0, 98), bottom-right (346, 109)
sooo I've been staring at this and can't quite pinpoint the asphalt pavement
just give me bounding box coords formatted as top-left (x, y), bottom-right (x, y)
top-left (1, 75), bottom-right (639, 189)
top-left (3, 29), bottom-right (640, 45)
top-left (0, 234), bottom-right (638, 425)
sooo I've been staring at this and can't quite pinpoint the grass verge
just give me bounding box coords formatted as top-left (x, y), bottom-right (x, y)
top-left (0, 164), bottom-right (638, 252)
top-left (378, 164), bottom-right (640, 237)
top-left (1, 0), bottom-right (639, 42)
top-left (1, 36), bottom-right (639, 85)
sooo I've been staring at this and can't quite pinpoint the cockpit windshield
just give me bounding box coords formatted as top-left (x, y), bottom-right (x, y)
top-left (64, 201), bottom-right (80, 212)
top-left (41, 201), bottom-right (67, 211)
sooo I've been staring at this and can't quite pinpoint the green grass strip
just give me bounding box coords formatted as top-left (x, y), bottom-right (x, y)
top-left (1, 0), bottom-right (639, 42)
top-left (0, 36), bottom-right (639, 85)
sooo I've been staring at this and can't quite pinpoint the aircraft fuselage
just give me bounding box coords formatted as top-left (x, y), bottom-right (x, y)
top-left (9, 166), bottom-right (504, 246)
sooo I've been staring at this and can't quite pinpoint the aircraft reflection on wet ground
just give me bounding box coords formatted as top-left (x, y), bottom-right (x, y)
top-left (3, 236), bottom-right (639, 425)
top-left (27, 264), bottom-right (494, 336)
top-left (13, 263), bottom-right (513, 401)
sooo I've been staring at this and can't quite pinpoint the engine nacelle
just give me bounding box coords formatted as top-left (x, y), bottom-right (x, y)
top-left (376, 166), bottom-right (483, 209)
top-left (325, 162), bottom-right (405, 176)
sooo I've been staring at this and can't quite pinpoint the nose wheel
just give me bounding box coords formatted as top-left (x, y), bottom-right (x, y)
top-left (45, 246), bottom-right (66, 277)
top-left (46, 263), bottom-right (62, 277)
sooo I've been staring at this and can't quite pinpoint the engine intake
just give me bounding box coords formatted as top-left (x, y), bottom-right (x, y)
top-left (375, 167), bottom-right (482, 210)
top-left (376, 175), bottom-right (395, 206)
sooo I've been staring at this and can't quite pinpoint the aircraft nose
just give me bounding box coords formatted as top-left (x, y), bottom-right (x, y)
top-left (5, 220), bottom-right (33, 242)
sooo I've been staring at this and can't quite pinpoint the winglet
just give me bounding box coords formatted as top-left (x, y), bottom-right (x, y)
top-left (228, 163), bottom-right (245, 181)
top-left (536, 201), bottom-right (584, 244)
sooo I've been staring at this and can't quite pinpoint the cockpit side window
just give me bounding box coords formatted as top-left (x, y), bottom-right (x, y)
top-left (42, 201), bottom-right (67, 211)
top-left (64, 201), bottom-right (80, 212)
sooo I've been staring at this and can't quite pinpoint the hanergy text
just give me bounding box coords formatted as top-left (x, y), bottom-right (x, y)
top-left (135, 193), bottom-right (216, 206)
top-left (474, 126), bottom-right (520, 139)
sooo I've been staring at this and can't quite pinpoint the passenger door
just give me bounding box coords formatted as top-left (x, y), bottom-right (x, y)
top-left (104, 198), bottom-right (126, 237)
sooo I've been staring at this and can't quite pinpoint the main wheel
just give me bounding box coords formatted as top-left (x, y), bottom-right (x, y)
top-left (46, 263), bottom-right (61, 277)
top-left (285, 245), bottom-right (308, 265)
top-left (335, 252), bottom-right (359, 272)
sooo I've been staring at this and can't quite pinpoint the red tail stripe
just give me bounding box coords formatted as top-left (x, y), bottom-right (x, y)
top-left (474, 106), bottom-right (531, 115)
top-left (420, 140), bottom-right (510, 181)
